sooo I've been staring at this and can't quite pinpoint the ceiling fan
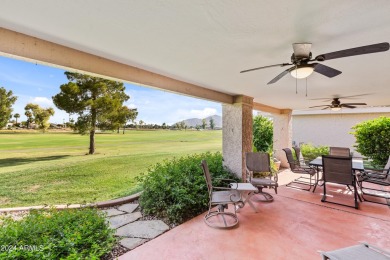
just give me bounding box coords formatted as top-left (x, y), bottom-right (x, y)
top-left (309, 97), bottom-right (367, 111)
top-left (240, 42), bottom-right (390, 84)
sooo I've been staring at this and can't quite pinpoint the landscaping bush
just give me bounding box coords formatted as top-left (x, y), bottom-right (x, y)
top-left (0, 207), bottom-right (116, 259)
top-left (300, 143), bottom-right (329, 161)
top-left (253, 115), bottom-right (273, 153)
top-left (351, 116), bottom-right (390, 167)
top-left (137, 152), bottom-right (239, 225)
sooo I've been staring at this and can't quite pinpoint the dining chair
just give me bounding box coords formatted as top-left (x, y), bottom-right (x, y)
top-left (293, 146), bottom-right (307, 166)
top-left (321, 155), bottom-right (359, 209)
top-left (329, 147), bottom-right (350, 157)
top-left (358, 155), bottom-right (390, 205)
top-left (283, 148), bottom-right (317, 191)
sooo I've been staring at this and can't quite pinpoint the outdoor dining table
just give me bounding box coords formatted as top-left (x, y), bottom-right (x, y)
top-left (308, 156), bottom-right (364, 190)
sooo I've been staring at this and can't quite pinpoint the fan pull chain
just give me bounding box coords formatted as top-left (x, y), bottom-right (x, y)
top-left (306, 78), bottom-right (308, 97)
top-left (295, 65), bottom-right (298, 94)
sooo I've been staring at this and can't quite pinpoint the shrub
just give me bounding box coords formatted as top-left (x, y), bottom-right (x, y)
top-left (351, 116), bottom-right (390, 167)
top-left (0, 207), bottom-right (116, 259)
top-left (137, 152), bottom-right (239, 225)
top-left (253, 115), bottom-right (273, 152)
top-left (300, 143), bottom-right (329, 161)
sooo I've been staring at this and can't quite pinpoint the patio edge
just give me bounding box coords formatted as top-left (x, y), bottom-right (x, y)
top-left (0, 192), bottom-right (142, 213)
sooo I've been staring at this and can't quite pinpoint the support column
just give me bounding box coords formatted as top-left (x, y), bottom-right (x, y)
top-left (272, 109), bottom-right (292, 168)
top-left (222, 95), bottom-right (253, 180)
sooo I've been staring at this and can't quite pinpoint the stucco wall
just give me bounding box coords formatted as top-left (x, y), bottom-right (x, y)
top-left (222, 96), bottom-right (253, 180)
top-left (292, 112), bottom-right (390, 155)
top-left (222, 103), bottom-right (243, 178)
top-left (273, 111), bottom-right (292, 167)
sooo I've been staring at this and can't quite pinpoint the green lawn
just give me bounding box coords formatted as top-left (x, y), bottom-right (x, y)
top-left (0, 130), bottom-right (222, 208)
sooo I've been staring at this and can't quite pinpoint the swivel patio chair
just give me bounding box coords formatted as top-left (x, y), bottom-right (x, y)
top-left (321, 155), bottom-right (359, 209)
top-left (283, 148), bottom-right (317, 191)
top-left (329, 146), bottom-right (351, 157)
top-left (200, 160), bottom-right (243, 229)
top-left (245, 152), bottom-right (278, 202)
top-left (320, 242), bottom-right (390, 260)
top-left (358, 155), bottom-right (390, 205)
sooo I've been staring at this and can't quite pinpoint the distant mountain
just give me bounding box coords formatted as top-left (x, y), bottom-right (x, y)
top-left (176, 115), bottom-right (222, 128)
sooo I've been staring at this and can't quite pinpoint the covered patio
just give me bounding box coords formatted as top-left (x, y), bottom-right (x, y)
top-left (120, 171), bottom-right (390, 259)
top-left (1, 1), bottom-right (390, 259)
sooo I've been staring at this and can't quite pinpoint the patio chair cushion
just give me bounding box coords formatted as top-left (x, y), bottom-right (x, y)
top-left (211, 190), bottom-right (241, 204)
top-left (251, 177), bottom-right (277, 187)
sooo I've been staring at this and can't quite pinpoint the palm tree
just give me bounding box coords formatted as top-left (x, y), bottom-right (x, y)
top-left (25, 111), bottom-right (33, 129)
top-left (14, 113), bottom-right (20, 124)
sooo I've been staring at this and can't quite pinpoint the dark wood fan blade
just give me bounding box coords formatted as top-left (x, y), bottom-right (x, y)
top-left (267, 67), bottom-right (293, 84)
top-left (342, 103), bottom-right (367, 105)
top-left (321, 107), bottom-right (330, 110)
top-left (240, 63), bottom-right (291, 73)
top-left (309, 94), bottom-right (372, 101)
top-left (313, 63), bottom-right (342, 78)
top-left (314, 42), bottom-right (389, 61)
top-left (309, 105), bottom-right (330, 108)
top-left (341, 104), bottom-right (357, 108)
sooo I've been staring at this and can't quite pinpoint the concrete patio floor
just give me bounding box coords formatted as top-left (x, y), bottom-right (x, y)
top-left (120, 169), bottom-right (390, 259)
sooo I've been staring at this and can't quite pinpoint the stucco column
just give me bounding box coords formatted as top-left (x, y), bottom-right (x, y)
top-left (222, 95), bottom-right (253, 180)
top-left (272, 109), bottom-right (292, 168)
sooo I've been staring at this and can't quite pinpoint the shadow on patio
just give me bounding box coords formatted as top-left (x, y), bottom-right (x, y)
top-left (120, 170), bottom-right (390, 260)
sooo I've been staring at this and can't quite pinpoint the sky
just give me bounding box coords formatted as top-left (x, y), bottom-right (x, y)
top-left (0, 56), bottom-right (222, 125)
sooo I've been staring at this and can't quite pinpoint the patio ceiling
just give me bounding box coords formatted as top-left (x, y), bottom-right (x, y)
top-left (1, 1), bottom-right (390, 110)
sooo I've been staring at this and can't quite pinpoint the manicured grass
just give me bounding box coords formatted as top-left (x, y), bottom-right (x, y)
top-left (0, 130), bottom-right (222, 207)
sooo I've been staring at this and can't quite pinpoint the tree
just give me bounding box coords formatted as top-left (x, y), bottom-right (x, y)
top-left (24, 103), bottom-right (55, 132)
top-left (180, 121), bottom-right (186, 131)
top-left (139, 120), bottom-right (144, 129)
top-left (209, 118), bottom-right (215, 130)
top-left (25, 110), bottom-right (33, 129)
top-left (53, 72), bottom-right (131, 154)
top-left (201, 118), bottom-right (207, 129)
top-left (105, 106), bottom-right (137, 134)
top-left (0, 87), bottom-right (17, 129)
top-left (351, 116), bottom-right (390, 167)
top-left (14, 113), bottom-right (20, 125)
top-left (253, 115), bottom-right (273, 152)
top-left (162, 122), bottom-right (166, 129)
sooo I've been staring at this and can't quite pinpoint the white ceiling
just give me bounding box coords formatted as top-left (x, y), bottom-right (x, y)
top-left (1, 0), bottom-right (390, 110)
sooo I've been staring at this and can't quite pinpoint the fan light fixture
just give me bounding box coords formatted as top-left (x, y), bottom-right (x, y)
top-left (290, 65), bottom-right (314, 79)
top-left (331, 107), bottom-right (342, 111)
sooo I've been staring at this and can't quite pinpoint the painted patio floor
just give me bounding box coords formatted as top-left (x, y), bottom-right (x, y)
top-left (120, 175), bottom-right (390, 260)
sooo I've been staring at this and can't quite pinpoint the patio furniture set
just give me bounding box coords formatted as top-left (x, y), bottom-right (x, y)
top-left (200, 148), bottom-right (390, 259)
top-left (200, 151), bottom-right (278, 229)
top-left (283, 147), bottom-right (390, 210)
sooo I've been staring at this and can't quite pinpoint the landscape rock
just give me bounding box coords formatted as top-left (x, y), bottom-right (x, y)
top-left (116, 220), bottom-right (169, 239)
top-left (119, 237), bottom-right (148, 250)
top-left (102, 208), bottom-right (126, 217)
top-left (118, 203), bottom-right (139, 213)
top-left (109, 212), bottom-right (142, 229)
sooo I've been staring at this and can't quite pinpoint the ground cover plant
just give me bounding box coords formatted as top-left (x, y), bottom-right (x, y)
top-left (0, 130), bottom-right (222, 207)
top-left (0, 207), bottom-right (115, 259)
top-left (137, 152), bottom-right (239, 225)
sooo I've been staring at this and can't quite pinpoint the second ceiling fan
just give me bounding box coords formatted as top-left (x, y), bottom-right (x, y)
top-left (309, 97), bottom-right (367, 111)
top-left (240, 42), bottom-right (389, 84)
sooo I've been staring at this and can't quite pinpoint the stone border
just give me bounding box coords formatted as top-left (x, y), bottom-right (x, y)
top-left (0, 192), bottom-right (142, 213)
